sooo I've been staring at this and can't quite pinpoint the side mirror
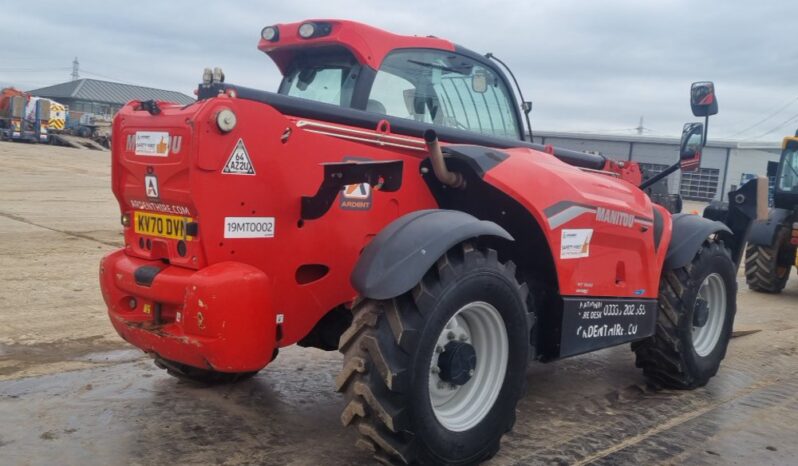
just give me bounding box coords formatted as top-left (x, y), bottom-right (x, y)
top-left (690, 81), bottom-right (718, 117)
top-left (680, 122), bottom-right (704, 171)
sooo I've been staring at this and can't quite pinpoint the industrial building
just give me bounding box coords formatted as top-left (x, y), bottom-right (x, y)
top-left (28, 78), bottom-right (194, 117)
top-left (532, 131), bottom-right (783, 202)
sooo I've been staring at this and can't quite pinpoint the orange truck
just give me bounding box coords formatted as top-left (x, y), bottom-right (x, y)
top-left (0, 87), bottom-right (50, 142)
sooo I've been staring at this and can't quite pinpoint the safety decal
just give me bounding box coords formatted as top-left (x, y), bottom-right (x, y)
top-left (222, 139), bottom-right (255, 175)
top-left (339, 156), bottom-right (372, 210)
top-left (224, 216), bottom-right (274, 238)
top-left (134, 131), bottom-right (170, 157)
top-left (144, 175), bottom-right (159, 199)
top-left (560, 229), bottom-right (593, 259)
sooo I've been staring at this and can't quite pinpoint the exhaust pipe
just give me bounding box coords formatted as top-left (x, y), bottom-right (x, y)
top-left (424, 129), bottom-right (465, 189)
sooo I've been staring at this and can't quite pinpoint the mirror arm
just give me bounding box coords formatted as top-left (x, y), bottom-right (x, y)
top-left (703, 114), bottom-right (709, 148)
top-left (486, 52), bottom-right (533, 141)
top-left (639, 161), bottom-right (681, 190)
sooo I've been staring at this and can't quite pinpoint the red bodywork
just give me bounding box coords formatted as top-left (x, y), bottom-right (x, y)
top-left (258, 19), bottom-right (455, 73)
top-left (100, 20), bottom-right (671, 372)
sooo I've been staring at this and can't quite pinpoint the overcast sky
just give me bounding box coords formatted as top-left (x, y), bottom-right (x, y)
top-left (1, 0), bottom-right (796, 141)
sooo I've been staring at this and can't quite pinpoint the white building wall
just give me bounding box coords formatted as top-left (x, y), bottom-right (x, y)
top-left (532, 132), bottom-right (780, 202)
top-left (534, 136), bottom-right (631, 161)
top-left (723, 148), bottom-right (781, 194)
top-left (626, 142), bottom-right (681, 193)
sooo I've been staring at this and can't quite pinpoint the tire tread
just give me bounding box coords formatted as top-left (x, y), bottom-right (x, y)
top-left (633, 240), bottom-right (735, 389)
top-left (336, 244), bottom-right (526, 464)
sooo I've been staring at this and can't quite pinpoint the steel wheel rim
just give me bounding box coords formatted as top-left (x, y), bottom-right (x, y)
top-left (428, 301), bottom-right (509, 432)
top-left (691, 273), bottom-right (727, 357)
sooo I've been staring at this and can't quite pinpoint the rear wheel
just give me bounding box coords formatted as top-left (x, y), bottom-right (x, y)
top-left (633, 240), bottom-right (736, 389)
top-left (745, 227), bottom-right (793, 293)
top-left (336, 244), bottom-right (529, 465)
top-left (154, 357), bottom-right (258, 385)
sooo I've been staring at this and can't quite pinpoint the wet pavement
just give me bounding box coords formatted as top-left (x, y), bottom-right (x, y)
top-left (2, 313), bottom-right (798, 466)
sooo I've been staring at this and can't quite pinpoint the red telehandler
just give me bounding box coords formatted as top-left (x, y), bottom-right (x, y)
top-left (100, 20), bottom-right (764, 465)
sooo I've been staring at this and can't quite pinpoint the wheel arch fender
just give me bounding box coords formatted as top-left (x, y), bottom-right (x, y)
top-left (747, 208), bottom-right (792, 246)
top-left (351, 209), bottom-right (514, 300)
top-left (664, 213), bottom-right (732, 270)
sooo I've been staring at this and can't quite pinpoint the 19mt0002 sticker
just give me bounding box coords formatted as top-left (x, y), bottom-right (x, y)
top-left (224, 217), bottom-right (274, 238)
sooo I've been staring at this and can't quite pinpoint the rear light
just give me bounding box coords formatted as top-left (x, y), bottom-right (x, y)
top-left (216, 109), bottom-right (237, 133)
top-left (121, 213), bottom-right (131, 227)
top-left (261, 26), bottom-right (279, 42)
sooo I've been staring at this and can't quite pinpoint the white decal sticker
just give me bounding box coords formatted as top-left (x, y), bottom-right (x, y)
top-left (222, 139), bottom-right (255, 175)
top-left (144, 175), bottom-right (159, 198)
top-left (596, 207), bottom-right (634, 228)
top-left (343, 182), bottom-right (371, 200)
top-left (129, 199), bottom-right (191, 216)
top-left (224, 217), bottom-right (274, 238)
top-left (561, 229), bottom-right (593, 259)
top-left (134, 131), bottom-right (170, 157)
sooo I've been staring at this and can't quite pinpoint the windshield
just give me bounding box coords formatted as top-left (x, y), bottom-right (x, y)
top-left (369, 50), bottom-right (521, 139)
top-left (278, 47), bottom-right (359, 107)
top-left (777, 146), bottom-right (798, 193)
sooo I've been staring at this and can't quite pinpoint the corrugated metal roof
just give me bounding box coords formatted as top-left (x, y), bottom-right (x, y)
top-left (28, 78), bottom-right (194, 106)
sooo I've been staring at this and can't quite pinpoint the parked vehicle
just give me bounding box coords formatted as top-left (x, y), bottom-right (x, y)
top-left (0, 87), bottom-right (50, 143)
top-left (99, 20), bottom-right (763, 465)
top-left (744, 131), bottom-right (798, 292)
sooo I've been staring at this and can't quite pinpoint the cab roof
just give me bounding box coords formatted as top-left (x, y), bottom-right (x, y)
top-left (258, 19), bottom-right (456, 74)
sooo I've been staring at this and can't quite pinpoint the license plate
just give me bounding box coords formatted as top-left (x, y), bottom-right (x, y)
top-left (133, 211), bottom-right (192, 240)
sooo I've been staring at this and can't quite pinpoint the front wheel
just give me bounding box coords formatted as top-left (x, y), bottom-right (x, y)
top-left (336, 244), bottom-right (529, 465)
top-left (633, 240), bottom-right (736, 389)
top-left (745, 227), bottom-right (793, 293)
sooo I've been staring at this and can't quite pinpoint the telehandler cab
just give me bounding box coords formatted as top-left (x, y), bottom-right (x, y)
top-left (100, 20), bottom-right (764, 465)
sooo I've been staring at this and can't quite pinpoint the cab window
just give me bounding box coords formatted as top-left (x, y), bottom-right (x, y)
top-left (777, 146), bottom-right (798, 193)
top-left (368, 49), bottom-right (520, 139)
top-left (279, 47), bottom-right (360, 107)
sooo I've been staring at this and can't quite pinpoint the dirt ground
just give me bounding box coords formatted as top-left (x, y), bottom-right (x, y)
top-left (1, 141), bottom-right (797, 465)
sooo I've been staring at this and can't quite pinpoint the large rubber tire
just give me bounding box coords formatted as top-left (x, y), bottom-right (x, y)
top-left (744, 227), bottom-right (793, 293)
top-left (336, 244), bottom-right (529, 465)
top-left (632, 240), bottom-right (736, 389)
top-left (154, 357), bottom-right (258, 385)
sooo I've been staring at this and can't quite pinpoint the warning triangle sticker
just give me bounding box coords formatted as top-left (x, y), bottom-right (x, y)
top-left (222, 139), bottom-right (256, 175)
